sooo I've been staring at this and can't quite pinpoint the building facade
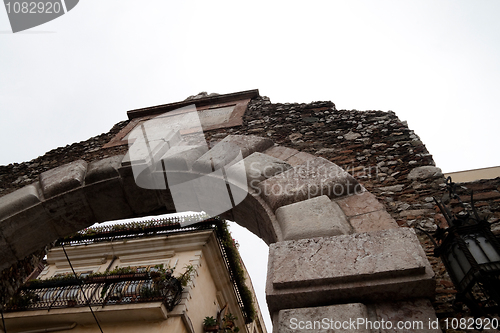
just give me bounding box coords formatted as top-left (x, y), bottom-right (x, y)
top-left (2, 218), bottom-right (267, 333)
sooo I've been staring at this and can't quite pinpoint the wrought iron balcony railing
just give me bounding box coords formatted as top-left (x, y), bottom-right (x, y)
top-left (5, 273), bottom-right (182, 313)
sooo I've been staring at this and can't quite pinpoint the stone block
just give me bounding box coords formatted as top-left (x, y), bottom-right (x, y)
top-left (263, 146), bottom-right (299, 161)
top-left (117, 165), bottom-right (163, 215)
top-left (266, 228), bottom-right (435, 313)
top-left (192, 135), bottom-right (274, 173)
top-left (335, 191), bottom-right (384, 217)
top-left (83, 178), bottom-right (134, 223)
top-left (375, 299), bottom-right (440, 333)
top-left (259, 157), bottom-right (361, 211)
top-left (277, 303), bottom-right (370, 333)
top-left (227, 152), bottom-right (292, 190)
top-left (407, 166), bottom-right (443, 180)
top-left (85, 155), bottom-right (123, 184)
top-left (0, 203), bottom-right (59, 260)
top-left (40, 160), bottom-right (88, 198)
top-left (349, 210), bottom-right (399, 233)
top-left (0, 183), bottom-right (41, 221)
top-left (42, 188), bottom-right (97, 238)
top-left (276, 195), bottom-right (352, 241)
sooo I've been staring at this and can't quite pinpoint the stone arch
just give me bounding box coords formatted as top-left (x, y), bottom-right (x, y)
top-left (0, 134), bottom-right (438, 330)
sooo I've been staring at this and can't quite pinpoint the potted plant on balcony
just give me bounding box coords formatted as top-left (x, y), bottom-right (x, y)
top-left (223, 313), bottom-right (237, 329)
top-left (203, 316), bottom-right (219, 332)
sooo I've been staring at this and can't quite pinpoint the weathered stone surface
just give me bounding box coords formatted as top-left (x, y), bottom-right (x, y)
top-left (263, 146), bottom-right (299, 161)
top-left (85, 155), bottom-right (123, 184)
top-left (227, 152), bottom-right (292, 190)
top-left (192, 135), bottom-right (274, 173)
top-left (336, 191), bottom-right (384, 217)
top-left (0, 203), bottom-right (58, 261)
top-left (42, 188), bottom-right (96, 237)
top-left (267, 228), bottom-right (435, 313)
top-left (117, 165), bottom-right (163, 215)
top-left (271, 228), bottom-right (428, 287)
top-left (277, 303), bottom-right (370, 333)
top-left (349, 210), bottom-right (399, 233)
top-left (407, 166), bottom-right (443, 180)
top-left (375, 299), bottom-right (440, 333)
top-left (259, 157), bottom-right (361, 211)
top-left (0, 183), bottom-right (40, 221)
top-left (276, 195), bottom-right (352, 241)
top-left (84, 178), bottom-right (134, 222)
top-left (40, 160), bottom-right (88, 198)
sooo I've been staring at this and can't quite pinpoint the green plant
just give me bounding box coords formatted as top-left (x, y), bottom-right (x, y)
top-left (222, 312), bottom-right (240, 332)
top-left (224, 312), bottom-right (237, 324)
top-left (140, 285), bottom-right (157, 298)
top-left (216, 221), bottom-right (256, 322)
top-left (177, 264), bottom-right (194, 287)
top-left (203, 316), bottom-right (217, 327)
top-left (7, 291), bottom-right (40, 308)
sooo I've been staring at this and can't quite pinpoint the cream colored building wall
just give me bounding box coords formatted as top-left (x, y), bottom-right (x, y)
top-left (445, 166), bottom-right (500, 183)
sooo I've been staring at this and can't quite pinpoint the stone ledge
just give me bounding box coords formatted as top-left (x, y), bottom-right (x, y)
top-left (266, 228), bottom-right (435, 313)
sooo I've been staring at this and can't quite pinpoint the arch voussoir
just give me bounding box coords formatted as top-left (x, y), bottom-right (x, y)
top-left (257, 154), bottom-right (362, 212)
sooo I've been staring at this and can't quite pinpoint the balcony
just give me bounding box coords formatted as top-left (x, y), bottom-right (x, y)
top-left (5, 272), bottom-right (183, 313)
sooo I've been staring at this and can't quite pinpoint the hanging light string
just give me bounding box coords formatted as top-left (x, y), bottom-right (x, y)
top-left (61, 242), bottom-right (104, 333)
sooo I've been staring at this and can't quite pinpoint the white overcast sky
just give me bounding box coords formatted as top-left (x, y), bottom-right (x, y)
top-left (2, 1), bottom-right (500, 330)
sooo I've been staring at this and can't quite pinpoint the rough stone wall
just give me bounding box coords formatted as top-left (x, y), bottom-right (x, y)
top-left (0, 121), bottom-right (129, 197)
top-left (1, 94), bottom-right (499, 327)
